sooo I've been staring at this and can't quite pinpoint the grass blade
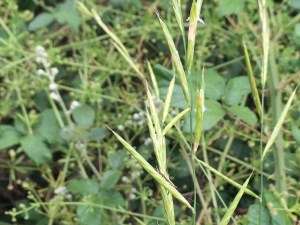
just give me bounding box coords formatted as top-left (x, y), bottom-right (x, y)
top-left (243, 38), bottom-right (262, 119)
top-left (147, 60), bottom-right (160, 98)
top-left (220, 174), bottom-right (252, 225)
top-left (197, 159), bottom-right (259, 199)
top-left (162, 76), bottom-right (175, 123)
top-left (154, 9), bottom-right (190, 106)
top-left (193, 70), bottom-right (205, 152)
top-left (163, 108), bottom-right (190, 135)
top-left (107, 127), bottom-right (194, 212)
top-left (262, 87), bottom-right (297, 161)
top-left (187, 0), bottom-right (203, 73)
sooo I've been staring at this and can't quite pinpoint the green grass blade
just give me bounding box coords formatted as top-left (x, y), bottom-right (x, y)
top-left (220, 174), bottom-right (252, 225)
top-left (162, 76), bottom-right (175, 123)
top-left (187, 0), bottom-right (203, 73)
top-left (243, 38), bottom-right (262, 119)
top-left (197, 159), bottom-right (259, 199)
top-left (154, 9), bottom-right (190, 106)
top-left (163, 108), bottom-right (190, 135)
top-left (147, 60), bottom-right (160, 98)
top-left (262, 87), bottom-right (297, 161)
top-left (107, 127), bottom-right (194, 212)
top-left (193, 88), bottom-right (204, 153)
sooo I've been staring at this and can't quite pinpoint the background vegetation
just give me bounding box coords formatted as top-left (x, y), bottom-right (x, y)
top-left (0, 0), bottom-right (300, 224)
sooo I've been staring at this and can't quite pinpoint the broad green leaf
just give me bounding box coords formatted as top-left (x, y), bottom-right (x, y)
top-left (77, 196), bottom-right (102, 225)
top-left (191, 70), bottom-right (226, 100)
top-left (218, 0), bottom-right (245, 16)
top-left (58, 0), bottom-right (75, 10)
top-left (183, 100), bottom-right (225, 132)
top-left (264, 189), bottom-right (293, 225)
top-left (295, 24), bottom-right (300, 37)
top-left (72, 104), bottom-right (95, 127)
top-left (28, 13), bottom-right (55, 31)
top-left (247, 203), bottom-right (271, 225)
top-left (292, 125), bottom-right (300, 142)
top-left (227, 106), bottom-right (258, 126)
top-left (129, 0), bottom-right (143, 8)
top-left (102, 170), bottom-right (121, 190)
top-left (35, 109), bottom-right (64, 144)
top-left (225, 76), bottom-right (251, 106)
top-left (20, 135), bottom-right (52, 165)
top-left (66, 179), bottom-right (99, 195)
top-left (89, 127), bottom-right (106, 141)
top-left (291, 0), bottom-right (300, 9)
top-left (98, 190), bottom-right (125, 207)
top-left (53, 10), bottom-right (82, 34)
top-left (14, 117), bottom-right (28, 135)
top-left (108, 150), bottom-right (128, 169)
top-left (0, 125), bottom-right (20, 149)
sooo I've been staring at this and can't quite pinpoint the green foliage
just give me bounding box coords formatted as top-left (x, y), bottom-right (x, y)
top-left (89, 127), bottom-right (107, 141)
top-left (101, 170), bottom-right (121, 190)
top-left (0, 125), bottom-right (20, 149)
top-left (227, 106), bottom-right (258, 126)
top-left (225, 76), bottom-right (251, 106)
top-left (76, 196), bottom-right (102, 225)
top-left (20, 135), bottom-right (52, 165)
top-left (67, 179), bottom-right (100, 195)
top-left (218, 0), bottom-right (244, 16)
top-left (72, 104), bottom-right (95, 127)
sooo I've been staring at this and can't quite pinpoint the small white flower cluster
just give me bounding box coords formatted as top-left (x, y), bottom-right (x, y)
top-left (117, 125), bottom-right (125, 131)
top-left (145, 95), bottom-right (164, 113)
top-left (50, 186), bottom-right (72, 202)
top-left (130, 111), bottom-right (146, 127)
top-left (129, 187), bottom-right (137, 200)
top-left (144, 137), bottom-right (152, 146)
top-left (35, 46), bottom-right (61, 101)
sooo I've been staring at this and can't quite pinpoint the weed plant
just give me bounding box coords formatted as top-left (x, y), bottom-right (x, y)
top-left (0, 0), bottom-right (300, 224)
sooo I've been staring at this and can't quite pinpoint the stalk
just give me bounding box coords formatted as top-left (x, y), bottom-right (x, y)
top-left (267, 43), bottom-right (286, 193)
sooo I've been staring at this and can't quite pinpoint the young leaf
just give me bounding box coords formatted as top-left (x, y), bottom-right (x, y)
top-left (243, 38), bottom-right (262, 119)
top-left (107, 126), bottom-right (194, 212)
top-left (262, 88), bottom-right (297, 161)
top-left (162, 76), bottom-right (175, 123)
top-left (220, 174), bottom-right (252, 225)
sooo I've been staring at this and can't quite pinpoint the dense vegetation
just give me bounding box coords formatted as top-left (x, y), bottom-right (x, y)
top-left (1, 0), bottom-right (300, 224)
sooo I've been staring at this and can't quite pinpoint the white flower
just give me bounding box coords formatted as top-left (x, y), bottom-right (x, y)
top-left (44, 61), bottom-right (51, 68)
top-left (135, 163), bottom-right (141, 168)
top-left (51, 67), bottom-right (59, 76)
top-left (49, 83), bottom-right (58, 91)
top-left (144, 137), bottom-right (152, 146)
top-left (139, 112), bottom-right (144, 117)
top-left (50, 197), bottom-right (56, 202)
top-left (133, 113), bottom-right (139, 120)
top-left (171, 110), bottom-right (176, 115)
top-left (137, 121), bottom-right (144, 126)
top-left (131, 171), bottom-right (140, 179)
top-left (131, 187), bottom-right (137, 193)
top-left (40, 52), bottom-right (48, 57)
top-left (129, 193), bottom-right (136, 200)
top-left (54, 186), bottom-right (68, 196)
top-left (70, 101), bottom-right (80, 110)
top-left (35, 45), bottom-right (45, 53)
top-left (66, 194), bottom-right (72, 200)
top-left (37, 69), bottom-right (45, 75)
top-left (50, 92), bottom-right (59, 101)
top-left (36, 57), bottom-right (42, 63)
top-left (122, 176), bottom-right (130, 183)
top-left (128, 120), bottom-right (133, 124)
top-left (117, 125), bottom-right (125, 131)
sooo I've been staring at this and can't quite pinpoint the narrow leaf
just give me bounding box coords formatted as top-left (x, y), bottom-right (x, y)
top-left (162, 76), bottom-right (175, 122)
top-left (154, 9), bottom-right (190, 106)
top-left (243, 38), bottom-right (262, 119)
top-left (198, 159), bottom-right (259, 199)
top-left (107, 127), bottom-right (194, 212)
top-left (262, 88), bottom-right (297, 160)
top-left (220, 174), bottom-right (252, 225)
top-left (163, 108), bottom-right (190, 135)
top-left (147, 60), bottom-right (159, 98)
